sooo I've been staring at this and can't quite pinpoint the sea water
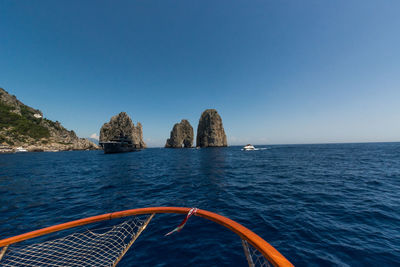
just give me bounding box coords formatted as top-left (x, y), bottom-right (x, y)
top-left (0, 143), bottom-right (399, 266)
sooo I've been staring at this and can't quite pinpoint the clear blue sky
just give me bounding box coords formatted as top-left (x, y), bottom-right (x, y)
top-left (1, 0), bottom-right (399, 147)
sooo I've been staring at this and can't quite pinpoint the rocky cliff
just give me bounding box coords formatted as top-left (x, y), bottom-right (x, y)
top-left (196, 109), bottom-right (227, 147)
top-left (165, 119), bottom-right (194, 148)
top-left (99, 112), bottom-right (146, 148)
top-left (0, 87), bottom-right (99, 152)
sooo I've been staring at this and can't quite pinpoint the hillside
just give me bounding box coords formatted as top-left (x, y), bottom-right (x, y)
top-left (0, 88), bottom-right (98, 152)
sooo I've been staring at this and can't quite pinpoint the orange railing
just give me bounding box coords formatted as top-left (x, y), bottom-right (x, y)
top-left (0, 207), bottom-right (293, 267)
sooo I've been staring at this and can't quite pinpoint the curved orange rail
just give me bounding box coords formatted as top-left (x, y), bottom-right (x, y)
top-left (0, 207), bottom-right (293, 267)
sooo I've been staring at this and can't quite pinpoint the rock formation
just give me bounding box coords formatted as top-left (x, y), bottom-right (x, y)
top-left (0, 88), bottom-right (43, 117)
top-left (0, 87), bottom-right (98, 152)
top-left (99, 112), bottom-right (146, 149)
top-left (196, 109), bottom-right (227, 147)
top-left (165, 119), bottom-right (194, 148)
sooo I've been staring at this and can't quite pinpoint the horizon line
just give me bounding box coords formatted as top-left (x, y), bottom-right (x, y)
top-left (140, 140), bottom-right (400, 149)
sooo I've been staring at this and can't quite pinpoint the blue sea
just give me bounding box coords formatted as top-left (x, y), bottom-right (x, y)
top-left (0, 143), bottom-right (399, 266)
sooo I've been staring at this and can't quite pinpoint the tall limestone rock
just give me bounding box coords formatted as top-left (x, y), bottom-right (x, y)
top-left (196, 109), bottom-right (227, 147)
top-left (99, 112), bottom-right (146, 148)
top-left (165, 119), bottom-right (194, 148)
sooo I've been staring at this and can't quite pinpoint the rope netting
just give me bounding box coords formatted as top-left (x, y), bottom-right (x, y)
top-left (0, 215), bottom-right (153, 267)
top-left (0, 208), bottom-right (292, 267)
top-left (242, 239), bottom-right (272, 267)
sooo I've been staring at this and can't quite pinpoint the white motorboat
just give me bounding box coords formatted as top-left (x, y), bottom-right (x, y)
top-left (242, 144), bottom-right (255, 151)
top-left (15, 147), bottom-right (28, 152)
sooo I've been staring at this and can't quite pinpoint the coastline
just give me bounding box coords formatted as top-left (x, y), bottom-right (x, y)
top-left (0, 144), bottom-right (100, 154)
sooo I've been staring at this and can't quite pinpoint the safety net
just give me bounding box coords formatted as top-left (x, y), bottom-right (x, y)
top-left (242, 239), bottom-right (272, 267)
top-left (0, 215), bottom-right (153, 267)
top-left (0, 208), bottom-right (291, 267)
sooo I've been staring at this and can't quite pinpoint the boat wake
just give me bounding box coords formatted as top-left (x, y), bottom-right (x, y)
top-left (241, 147), bottom-right (269, 151)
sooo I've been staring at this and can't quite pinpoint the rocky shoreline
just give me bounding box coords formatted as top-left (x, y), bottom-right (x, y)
top-left (0, 88), bottom-right (99, 152)
top-left (0, 140), bottom-right (99, 153)
top-left (1, 87), bottom-right (229, 153)
top-left (0, 143), bottom-right (97, 153)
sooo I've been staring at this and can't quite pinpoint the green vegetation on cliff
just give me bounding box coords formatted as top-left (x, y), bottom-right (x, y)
top-left (0, 102), bottom-right (50, 142)
top-left (0, 87), bottom-right (98, 150)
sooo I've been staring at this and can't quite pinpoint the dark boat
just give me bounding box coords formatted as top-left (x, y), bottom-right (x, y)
top-left (99, 136), bottom-right (140, 154)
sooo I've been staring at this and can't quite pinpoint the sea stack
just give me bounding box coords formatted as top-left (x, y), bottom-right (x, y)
top-left (99, 112), bottom-right (146, 149)
top-left (196, 109), bottom-right (227, 147)
top-left (165, 119), bottom-right (194, 148)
